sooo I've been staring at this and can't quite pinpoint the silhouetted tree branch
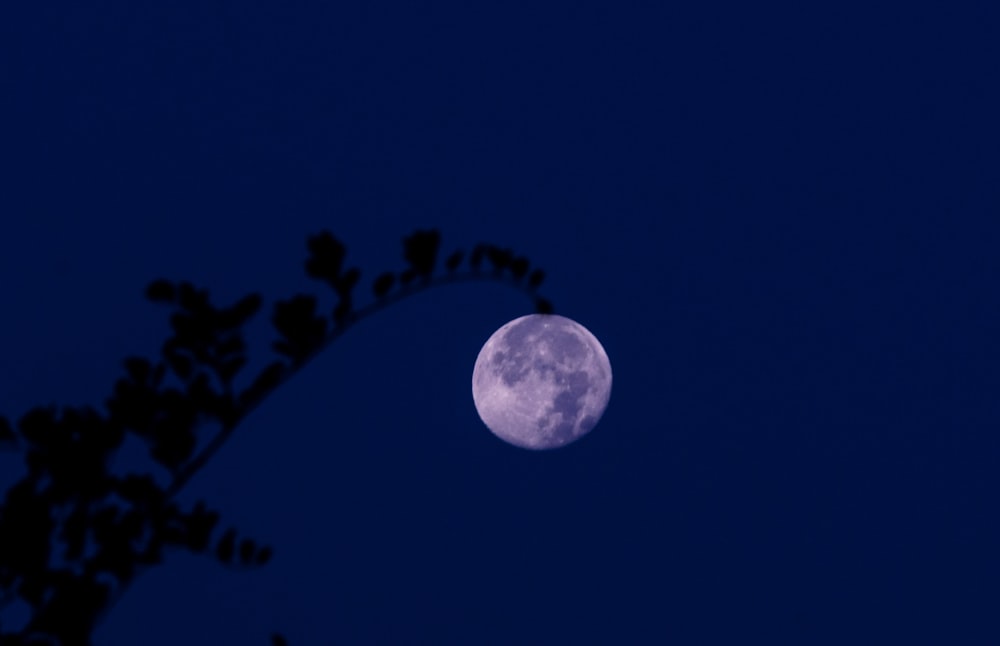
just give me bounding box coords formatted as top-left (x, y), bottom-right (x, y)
top-left (0, 229), bottom-right (553, 646)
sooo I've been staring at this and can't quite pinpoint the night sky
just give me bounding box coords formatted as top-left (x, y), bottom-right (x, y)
top-left (2, 2), bottom-right (999, 644)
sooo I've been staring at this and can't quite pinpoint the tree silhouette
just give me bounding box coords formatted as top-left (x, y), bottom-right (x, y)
top-left (0, 229), bottom-right (553, 646)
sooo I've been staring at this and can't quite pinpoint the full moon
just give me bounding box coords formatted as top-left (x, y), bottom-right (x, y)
top-left (472, 314), bottom-right (612, 450)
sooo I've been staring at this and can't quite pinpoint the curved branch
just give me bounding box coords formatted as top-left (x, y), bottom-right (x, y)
top-left (163, 269), bottom-right (548, 501)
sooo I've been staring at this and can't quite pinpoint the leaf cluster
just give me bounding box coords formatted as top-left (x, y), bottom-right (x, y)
top-left (0, 228), bottom-right (553, 645)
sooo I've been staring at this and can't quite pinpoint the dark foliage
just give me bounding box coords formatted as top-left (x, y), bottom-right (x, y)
top-left (372, 272), bottom-right (395, 298)
top-left (0, 229), bottom-right (553, 645)
top-left (444, 250), bottom-right (463, 272)
top-left (272, 295), bottom-right (327, 365)
top-left (303, 231), bottom-right (360, 324)
top-left (144, 279), bottom-right (176, 304)
top-left (401, 229), bottom-right (440, 280)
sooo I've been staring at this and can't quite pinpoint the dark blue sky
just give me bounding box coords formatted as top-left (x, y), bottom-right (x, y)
top-left (2, 2), bottom-right (999, 644)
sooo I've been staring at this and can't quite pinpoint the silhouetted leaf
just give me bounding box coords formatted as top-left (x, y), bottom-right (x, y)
top-left (271, 633), bottom-right (289, 646)
top-left (177, 282), bottom-right (212, 314)
top-left (272, 295), bottom-right (327, 363)
top-left (106, 377), bottom-right (158, 436)
top-left (402, 229), bottom-right (440, 278)
top-left (216, 528), bottom-right (236, 564)
top-left (305, 230), bottom-right (347, 286)
top-left (184, 501), bottom-right (221, 552)
top-left (510, 256), bottom-right (529, 279)
top-left (256, 545), bottom-right (273, 565)
top-left (486, 246), bottom-right (512, 273)
top-left (169, 310), bottom-right (217, 362)
top-left (145, 279), bottom-right (175, 303)
top-left (372, 272), bottom-right (395, 297)
top-left (469, 244), bottom-right (487, 270)
top-left (535, 297), bottom-right (554, 314)
top-left (239, 538), bottom-right (257, 564)
top-left (445, 249), bottom-right (463, 272)
top-left (528, 268), bottom-right (546, 288)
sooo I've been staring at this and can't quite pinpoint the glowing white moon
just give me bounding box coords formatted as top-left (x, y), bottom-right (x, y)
top-left (472, 314), bottom-right (612, 450)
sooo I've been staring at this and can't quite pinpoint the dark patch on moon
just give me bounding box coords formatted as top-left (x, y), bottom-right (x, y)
top-left (494, 317), bottom-right (538, 386)
top-left (539, 369), bottom-right (592, 443)
top-left (547, 329), bottom-right (587, 366)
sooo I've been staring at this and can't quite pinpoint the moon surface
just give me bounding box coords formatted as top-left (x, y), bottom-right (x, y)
top-left (472, 314), bottom-right (612, 450)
